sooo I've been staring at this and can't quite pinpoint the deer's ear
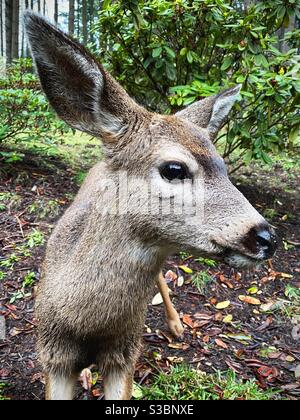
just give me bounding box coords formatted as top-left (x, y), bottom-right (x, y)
top-left (176, 85), bottom-right (241, 138)
top-left (24, 12), bottom-right (143, 141)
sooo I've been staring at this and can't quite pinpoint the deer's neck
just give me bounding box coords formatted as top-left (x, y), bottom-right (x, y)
top-left (82, 213), bottom-right (167, 294)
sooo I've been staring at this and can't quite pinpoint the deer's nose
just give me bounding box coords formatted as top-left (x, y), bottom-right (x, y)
top-left (244, 225), bottom-right (277, 260)
top-left (255, 228), bottom-right (277, 259)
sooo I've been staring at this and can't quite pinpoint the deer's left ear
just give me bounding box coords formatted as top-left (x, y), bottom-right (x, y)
top-left (176, 85), bottom-right (241, 138)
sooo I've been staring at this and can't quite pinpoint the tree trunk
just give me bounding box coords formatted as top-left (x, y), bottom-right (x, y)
top-left (37, 0), bottom-right (40, 13)
top-left (30, 0), bottom-right (34, 9)
top-left (43, 0), bottom-right (45, 15)
top-left (5, 0), bottom-right (13, 64)
top-left (11, 0), bottom-right (20, 60)
top-left (89, 0), bottom-right (94, 43)
top-left (82, 0), bottom-right (88, 44)
top-left (54, 0), bottom-right (58, 23)
top-left (69, 0), bottom-right (75, 35)
top-left (0, 0), bottom-right (4, 57)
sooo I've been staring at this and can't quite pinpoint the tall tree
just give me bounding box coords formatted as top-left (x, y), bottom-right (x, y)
top-left (69, 0), bottom-right (75, 35)
top-left (88, 0), bottom-right (94, 43)
top-left (0, 0), bottom-right (4, 57)
top-left (37, 0), bottom-right (40, 13)
top-left (43, 0), bottom-right (45, 15)
top-left (54, 0), bottom-right (58, 23)
top-left (11, 0), bottom-right (20, 60)
top-left (82, 0), bottom-right (88, 44)
top-left (5, 0), bottom-right (13, 64)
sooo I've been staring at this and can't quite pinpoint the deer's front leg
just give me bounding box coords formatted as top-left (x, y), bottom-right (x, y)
top-left (156, 272), bottom-right (184, 338)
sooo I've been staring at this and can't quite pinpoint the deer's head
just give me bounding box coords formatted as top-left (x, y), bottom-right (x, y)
top-left (25, 13), bottom-right (277, 269)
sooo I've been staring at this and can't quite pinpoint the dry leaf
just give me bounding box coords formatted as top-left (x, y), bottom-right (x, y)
top-left (215, 300), bottom-right (231, 310)
top-left (182, 314), bottom-right (194, 328)
top-left (165, 270), bottom-right (177, 282)
top-left (177, 276), bottom-right (184, 287)
top-left (92, 389), bottom-right (102, 398)
top-left (80, 368), bottom-right (93, 391)
top-left (280, 272), bottom-right (293, 279)
top-left (295, 365), bottom-right (300, 379)
top-left (152, 292), bottom-right (163, 306)
top-left (239, 295), bottom-right (261, 305)
top-left (168, 343), bottom-right (190, 350)
top-left (167, 356), bottom-right (184, 363)
top-left (215, 338), bottom-right (228, 349)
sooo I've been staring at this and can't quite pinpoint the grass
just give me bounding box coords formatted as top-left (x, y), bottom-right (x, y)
top-left (0, 383), bottom-right (9, 401)
top-left (138, 366), bottom-right (281, 400)
top-left (191, 270), bottom-right (214, 294)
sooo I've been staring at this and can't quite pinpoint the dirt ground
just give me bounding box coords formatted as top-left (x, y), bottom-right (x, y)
top-left (0, 158), bottom-right (299, 400)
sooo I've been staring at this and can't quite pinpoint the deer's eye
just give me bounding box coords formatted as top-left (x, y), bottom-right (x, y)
top-left (159, 161), bottom-right (192, 182)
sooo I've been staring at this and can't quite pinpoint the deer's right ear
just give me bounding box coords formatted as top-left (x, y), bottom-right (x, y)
top-left (176, 85), bottom-right (241, 139)
top-left (24, 12), bottom-right (143, 141)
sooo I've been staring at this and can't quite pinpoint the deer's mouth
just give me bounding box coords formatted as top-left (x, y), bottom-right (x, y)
top-left (221, 250), bottom-right (262, 269)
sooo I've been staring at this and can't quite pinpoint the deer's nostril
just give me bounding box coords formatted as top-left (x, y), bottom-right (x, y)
top-left (255, 228), bottom-right (277, 259)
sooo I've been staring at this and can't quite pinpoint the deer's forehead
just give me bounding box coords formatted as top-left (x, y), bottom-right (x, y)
top-left (151, 116), bottom-right (213, 152)
top-left (151, 116), bottom-right (220, 165)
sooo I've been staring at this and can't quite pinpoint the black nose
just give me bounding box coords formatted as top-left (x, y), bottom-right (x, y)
top-left (255, 227), bottom-right (277, 259)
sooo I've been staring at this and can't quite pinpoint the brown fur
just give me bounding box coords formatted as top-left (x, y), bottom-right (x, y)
top-left (24, 13), bottom-right (276, 400)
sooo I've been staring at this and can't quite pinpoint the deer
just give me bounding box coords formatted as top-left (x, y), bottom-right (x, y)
top-left (24, 12), bottom-right (277, 401)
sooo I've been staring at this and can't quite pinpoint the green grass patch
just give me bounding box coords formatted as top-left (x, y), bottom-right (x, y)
top-left (0, 383), bottom-right (9, 401)
top-left (191, 270), bottom-right (214, 294)
top-left (139, 366), bottom-right (281, 400)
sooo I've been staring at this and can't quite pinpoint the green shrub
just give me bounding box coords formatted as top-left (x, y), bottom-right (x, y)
top-left (0, 59), bottom-right (70, 162)
top-left (95, 0), bottom-right (300, 169)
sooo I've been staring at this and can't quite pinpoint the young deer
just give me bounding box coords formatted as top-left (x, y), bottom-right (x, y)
top-left (25, 13), bottom-right (277, 400)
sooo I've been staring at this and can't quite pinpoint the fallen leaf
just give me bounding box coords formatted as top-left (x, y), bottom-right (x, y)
top-left (80, 368), bottom-right (93, 391)
top-left (215, 300), bottom-right (231, 310)
top-left (194, 312), bottom-right (213, 321)
top-left (223, 314), bottom-right (233, 324)
top-left (182, 314), bottom-right (194, 328)
top-left (292, 324), bottom-right (300, 340)
top-left (168, 343), bottom-right (190, 350)
top-left (295, 365), bottom-right (300, 379)
top-left (178, 265), bottom-right (193, 274)
top-left (239, 295), bottom-right (261, 305)
top-left (218, 275), bottom-right (234, 289)
top-left (267, 352), bottom-right (281, 359)
top-left (247, 286), bottom-right (258, 295)
top-left (286, 355), bottom-right (296, 362)
top-left (226, 333), bottom-right (252, 343)
top-left (165, 270), bottom-right (177, 282)
top-left (177, 276), bottom-right (184, 287)
top-left (167, 356), bottom-right (184, 363)
top-left (215, 339), bottom-right (228, 349)
top-left (280, 272), bottom-right (293, 279)
top-left (132, 383), bottom-right (143, 399)
top-left (257, 366), bottom-right (273, 377)
top-left (214, 312), bottom-right (223, 322)
top-left (92, 389), bottom-right (102, 398)
top-left (152, 292), bottom-right (163, 306)
top-left (260, 301), bottom-right (277, 312)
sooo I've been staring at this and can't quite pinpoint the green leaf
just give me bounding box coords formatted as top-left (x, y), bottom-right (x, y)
top-left (221, 56), bottom-right (233, 71)
top-left (187, 51), bottom-right (193, 64)
top-left (152, 47), bottom-right (162, 58)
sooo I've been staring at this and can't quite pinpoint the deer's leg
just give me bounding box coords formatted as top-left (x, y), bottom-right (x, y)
top-left (157, 272), bottom-right (184, 338)
top-left (45, 372), bottom-right (77, 401)
top-left (104, 369), bottom-right (134, 400)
